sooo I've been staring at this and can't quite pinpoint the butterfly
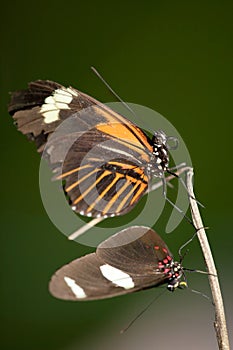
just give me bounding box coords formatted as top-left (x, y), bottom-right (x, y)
top-left (49, 226), bottom-right (187, 300)
top-left (8, 80), bottom-right (173, 219)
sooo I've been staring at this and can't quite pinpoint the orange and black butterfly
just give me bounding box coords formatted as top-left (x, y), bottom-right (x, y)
top-left (8, 80), bottom-right (172, 218)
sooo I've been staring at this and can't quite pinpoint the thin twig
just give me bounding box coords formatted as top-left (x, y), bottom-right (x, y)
top-left (186, 167), bottom-right (230, 350)
top-left (68, 217), bottom-right (104, 240)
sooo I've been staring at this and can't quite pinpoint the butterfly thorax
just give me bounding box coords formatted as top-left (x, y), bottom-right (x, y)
top-left (146, 130), bottom-right (169, 177)
top-left (157, 259), bottom-right (184, 292)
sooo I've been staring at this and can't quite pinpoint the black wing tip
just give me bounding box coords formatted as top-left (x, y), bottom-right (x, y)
top-left (8, 80), bottom-right (64, 115)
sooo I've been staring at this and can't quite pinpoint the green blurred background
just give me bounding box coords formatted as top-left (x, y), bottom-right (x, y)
top-left (1, 1), bottom-right (233, 349)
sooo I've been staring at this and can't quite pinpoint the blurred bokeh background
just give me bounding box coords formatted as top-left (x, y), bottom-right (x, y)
top-left (1, 1), bottom-right (233, 349)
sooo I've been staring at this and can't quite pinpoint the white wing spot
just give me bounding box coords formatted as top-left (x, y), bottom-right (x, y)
top-left (41, 87), bottom-right (78, 124)
top-left (67, 87), bottom-right (79, 96)
top-left (55, 88), bottom-right (72, 97)
top-left (41, 110), bottom-right (60, 124)
top-left (64, 276), bottom-right (86, 299)
top-left (100, 264), bottom-right (134, 289)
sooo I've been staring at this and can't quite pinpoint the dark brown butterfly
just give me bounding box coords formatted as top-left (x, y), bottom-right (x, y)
top-left (49, 226), bottom-right (186, 301)
top-left (8, 80), bottom-right (171, 218)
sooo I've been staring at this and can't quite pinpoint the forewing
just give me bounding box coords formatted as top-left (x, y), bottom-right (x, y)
top-left (9, 80), bottom-right (153, 217)
top-left (49, 252), bottom-right (165, 301)
top-left (8, 80), bottom-right (153, 157)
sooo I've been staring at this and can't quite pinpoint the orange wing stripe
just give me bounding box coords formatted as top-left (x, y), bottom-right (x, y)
top-left (93, 105), bottom-right (153, 153)
top-left (57, 164), bottom-right (92, 180)
top-left (96, 124), bottom-right (151, 161)
top-left (108, 161), bottom-right (137, 170)
top-left (73, 170), bottom-right (111, 205)
top-left (130, 176), bottom-right (148, 205)
top-left (86, 173), bottom-right (124, 213)
top-left (116, 180), bottom-right (142, 213)
top-left (102, 180), bottom-right (132, 215)
top-left (66, 168), bottom-right (100, 192)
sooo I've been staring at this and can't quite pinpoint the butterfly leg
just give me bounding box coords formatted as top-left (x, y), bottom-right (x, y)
top-left (167, 169), bottom-right (205, 208)
top-left (161, 176), bottom-right (194, 227)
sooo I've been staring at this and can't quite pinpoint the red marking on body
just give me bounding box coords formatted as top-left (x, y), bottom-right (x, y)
top-left (163, 258), bottom-right (168, 264)
top-left (164, 268), bottom-right (170, 273)
top-left (158, 262), bottom-right (164, 269)
top-left (154, 245), bottom-right (160, 250)
top-left (167, 255), bottom-right (172, 261)
top-left (162, 247), bottom-right (168, 253)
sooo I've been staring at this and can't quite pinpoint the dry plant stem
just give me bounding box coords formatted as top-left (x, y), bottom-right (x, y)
top-left (186, 168), bottom-right (230, 350)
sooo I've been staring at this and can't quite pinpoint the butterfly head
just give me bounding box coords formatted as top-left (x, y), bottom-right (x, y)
top-left (152, 130), bottom-right (168, 147)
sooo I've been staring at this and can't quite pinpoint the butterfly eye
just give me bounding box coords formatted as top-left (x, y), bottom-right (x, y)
top-left (166, 136), bottom-right (179, 150)
top-left (153, 129), bottom-right (167, 145)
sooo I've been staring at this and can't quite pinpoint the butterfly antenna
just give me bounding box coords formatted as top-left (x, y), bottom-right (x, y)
top-left (91, 66), bottom-right (138, 118)
top-left (120, 289), bottom-right (166, 334)
top-left (179, 232), bottom-right (196, 258)
top-left (188, 287), bottom-right (214, 305)
top-left (178, 226), bottom-right (210, 258)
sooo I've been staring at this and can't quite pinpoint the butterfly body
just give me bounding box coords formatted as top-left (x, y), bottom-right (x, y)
top-left (49, 226), bottom-right (186, 301)
top-left (9, 80), bottom-right (171, 218)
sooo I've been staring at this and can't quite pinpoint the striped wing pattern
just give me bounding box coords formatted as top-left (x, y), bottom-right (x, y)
top-left (9, 80), bottom-right (154, 217)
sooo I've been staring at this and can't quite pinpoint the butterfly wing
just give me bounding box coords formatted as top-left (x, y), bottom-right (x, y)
top-left (9, 80), bottom-right (153, 217)
top-left (49, 226), bottom-right (173, 301)
top-left (49, 253), bottom-right (160, 301)
top-left (97, 226), bottom-right (173, 273)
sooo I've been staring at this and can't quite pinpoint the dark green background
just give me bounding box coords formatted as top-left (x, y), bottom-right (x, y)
top-left (1, 1), bottom-right (232, 349)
